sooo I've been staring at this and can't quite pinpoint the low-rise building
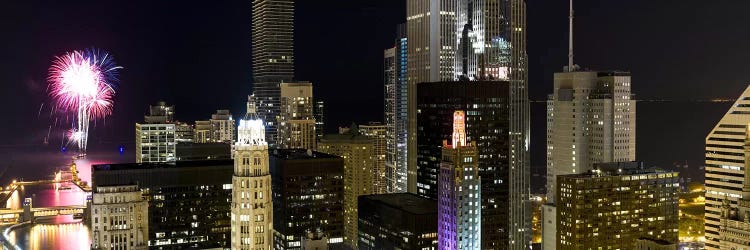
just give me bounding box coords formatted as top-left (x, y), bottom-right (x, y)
top-left (90, 185), bottom-right (149, 250)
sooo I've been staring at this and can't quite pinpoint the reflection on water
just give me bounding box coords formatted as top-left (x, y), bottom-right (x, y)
top-left (7, 216), bottom-right (90, 250)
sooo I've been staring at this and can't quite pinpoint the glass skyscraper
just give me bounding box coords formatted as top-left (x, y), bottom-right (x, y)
top-left (252, 0), bottom-right (295, 147)
top-left (385, 23), bottom-right (408, 193)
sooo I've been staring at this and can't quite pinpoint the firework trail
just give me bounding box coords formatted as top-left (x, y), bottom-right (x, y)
top-left (48, 49), bottom-right (122, 156)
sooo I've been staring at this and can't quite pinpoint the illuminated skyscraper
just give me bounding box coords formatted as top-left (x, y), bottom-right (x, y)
top-left (384, 23), bottom-right (408, 193)
top-left (136, 101), bottom-right (176, 163)
top-left (359, 122), bottom-right (388, 194)
top-left (252, 0), bottom-right (294, 147)
top-left (717, 125), bottom-right (750, 249)
top-left (704, 85), bottom-right (750, 249)
top-left (231, 118), bottom-right (273, 249)
top-left (318, 125), bottom-right (376, 249)
top-left (314, 100), bottom-right (325, 141)
top-left (438, 111), bottom-right (481, 250)
top-left (406, 1), bottom-right (529, 247)
top-left (210, 110), bottom-right (236, 143)
top-left (278, 82), bottom-right (316, 150)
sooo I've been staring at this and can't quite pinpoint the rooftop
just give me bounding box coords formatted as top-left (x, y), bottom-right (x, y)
top-left (93, 159), bottom-right (233, 171)
top-left (270, 149), bottom-right (340, 160)
top-left (360, 193), bottom-right (438, 215)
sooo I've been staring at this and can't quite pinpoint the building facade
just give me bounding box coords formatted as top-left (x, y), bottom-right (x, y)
top-left (705, 85), bottom-right (750, 250)
top-left (438, 111), bottom-right (481, 250)
top-left (269, 149), bottom-right (345, 249)
top-left (716, 123), bottom-right (750, 250)
top-left (317, 126), bottom-right (375, 249)
top-left (90, 185), bottom-right (149, 250)
top-left (384, 23), bottom-right (408, 193)
top-left (278, 82), bottom-right (316, 150)
top-left (556, 163), bottom-right (679, 249)
top-left (544, 71), bottom-right (636, 249)
top-left (357, 193), bottom-right (438, 249)
top-left (359, 122), bottom-right (388, 194)
top-left (314, 100), bottom-right (325, 141)
top-left (417, 81), bottom-right (515, 248)
top-left (210, 110), bottom-right (236, 143)
top-left (252, 0), bottom-right (295, 147)
top-left (232, 118), bottom-right (274, 250)
top-left (92, 160), bottom-right (234, 249)
top-left (135, 123), bottom-right (176, 163)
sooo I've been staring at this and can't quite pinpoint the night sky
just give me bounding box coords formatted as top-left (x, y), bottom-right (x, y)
top-left (1, 1), bottom-right (749, 177)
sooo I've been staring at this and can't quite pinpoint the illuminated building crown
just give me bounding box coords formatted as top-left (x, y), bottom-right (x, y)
top-left (237, 118), bottom-right (266, 146)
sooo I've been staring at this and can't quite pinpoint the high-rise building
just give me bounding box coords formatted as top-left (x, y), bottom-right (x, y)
top-left (545, 71), bottom-right (636, 203)
top-left (231, 118), bottom-right (273, 249)
top-left (269, 149), bottom-right (345, 249)
top-left (317, 125), bottom-right (375, 249)
top-left (90, 185), bottom-right (149, 250)
top-left (278, 82), bottom-right (316, 150)
top-left (175, 122), bottom-right (194, 143)
top-left (136, 101), bottom-right (177, 163)
top-left (92, 160), bottom-right (234, 249)
top-left (252, 0), bottom-right (295, 147)
top-left (194, 120), bottom-right (211, 143)
top-left (556, 162), bottom-right (679, 249)
top-left (417, 81), bottom-right (519, 248)
top-left (314, 100), bottom-right (325, 141)
top-left (438, 111), bottom-right (481, 250)
top-left (384, 23), bottom-right (408, 193)
top-left (210, 110), bottom-right (236, 143)
top-left (407, 1), bottom-right (529, 247)
top-left (704, 85), bottom-right (750, 250)
top-left (359, 122), bottom-right (388, 194)
top-left (357, 193), bottom-right (438, 249)
top-left (543, 71), bottom-right (636, 249)
top-left (718, 135), bottom-right (750, 249)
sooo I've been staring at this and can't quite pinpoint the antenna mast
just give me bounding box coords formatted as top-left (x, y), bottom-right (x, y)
top-left (568, 0), bottom-right (574, 72)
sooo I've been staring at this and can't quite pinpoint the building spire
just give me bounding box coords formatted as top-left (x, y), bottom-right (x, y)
top-left (452, 111), bottom-right (466, 147)
top-left (568, 0), bottom-right (575, 72)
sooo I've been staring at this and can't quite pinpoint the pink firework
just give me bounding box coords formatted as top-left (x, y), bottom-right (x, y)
top-left (48, 49), bottom-right (121, 154)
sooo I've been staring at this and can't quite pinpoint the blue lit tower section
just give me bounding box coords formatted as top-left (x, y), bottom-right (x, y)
top-left (438, 111), bottom-right (481, 250)
top-left (385, 23), bottom-right (409, 193)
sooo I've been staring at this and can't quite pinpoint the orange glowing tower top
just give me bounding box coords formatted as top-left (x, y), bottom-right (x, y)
top-left (451, 111), bottom-right (466, 148)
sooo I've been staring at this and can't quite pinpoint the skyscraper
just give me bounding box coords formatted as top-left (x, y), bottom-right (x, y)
top-left (252, 0), bottom-right (295, 147)
top-left (314, 100), bottom-right (325, 141)
top-left (210, 110), bottom-right (236, 144)
top-left (406, 1), bottom-right (529, 246)
top-left (384, 23), bottom-right (408, 193)
top-left (317, 125), bottom-right (376, 249)
top-left (278, 82), bottom-right (316, 150)
top-left (417, 81), bottom-right (513, 248)
top-left (704, 84), bottom-right (750, 249)
top-left (231, 118), bottom-right (273, 249)
top-left (359, 122), bottom-right (388, 194)
top-left (438, 111), bottom-right (481, 250)
top-left (556, 162), bottom-right (679, 249)
top-left (717, 127), bottom-right (750, 248)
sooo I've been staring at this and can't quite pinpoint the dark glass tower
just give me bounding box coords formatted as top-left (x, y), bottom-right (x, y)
top-left (384, 23), bottom-right (409, 193)
top-left (417, 81), bottom-right (513, 248)
top-left (252, 0), bottom-right (295, 147)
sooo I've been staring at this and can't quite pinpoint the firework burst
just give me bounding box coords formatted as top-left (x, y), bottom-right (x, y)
top-left (48, 49), bottom-right (122, 155)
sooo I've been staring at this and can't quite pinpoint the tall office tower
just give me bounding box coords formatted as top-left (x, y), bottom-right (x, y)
top-left (231, 118), bottom-right (273, 250)
top-left (418, 81), bottom-right (516, 248)
top-left (407, 0), bottom-right (529, 247)
top-left (705, 85), bottom-right (750, 249)
top-left (210, 110), bottom-right (236, 143)
top-left (438, 111), bottom-right (481, 250)
top-left (136, 101), bottom-right (177, 163)
top-left (278, 82), bottom-right (316, 150)
top-left (90, 185), bottom-right (149, 250)
top-left (252, 0), bottom-right (295, 148)
top-left (92, 160), bottom-right (234, 249)
top-left (543, 71), bottom-right (636, 250)
top-left (269, 149), bottom-right (345, 249)
top-left (556, 162), bottom-right (679, 249)
top-left (718, 128), bottom-right (750, 249)
top-left (384, 23), bottom-right (408, 193)
top-left (357, 193), bottom-right (438, 249)
top-left (359, 122), bottom-right (388, 194)
top-left (314, 100), bottom-right (325, 141)
top-left (317, 125), bottom-right (375, 249)
top-left (545, 71), bottom-right (636, 202)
